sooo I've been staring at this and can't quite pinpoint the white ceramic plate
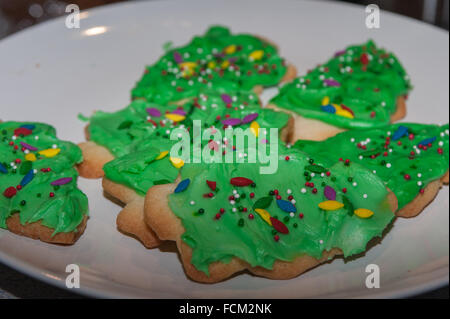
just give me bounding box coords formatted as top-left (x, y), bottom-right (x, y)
top-left (0, 0), bottom-right (448, 298)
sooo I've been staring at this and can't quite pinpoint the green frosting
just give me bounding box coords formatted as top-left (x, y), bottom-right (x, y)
top-left (271, 40), bottom-right (411, 129)
top-left (132, 25), bottom-right (288, 103)
top-left (295, 123), bottom-right (449, 209)
top-left (87, 90), bottom-right (290, 195)
top-left (169, 145), bottom-right (395, 275)
top-left (0, 122), bottom-right (88, 235)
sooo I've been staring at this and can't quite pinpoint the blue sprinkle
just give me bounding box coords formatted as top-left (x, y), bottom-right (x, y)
top-left (20, 124), bottom-right (35, 130)
top-left (0, 163), bottom-right (7, 174)
top-left (392, 125), bottom-right (408, 141)
top-left (276, 199), bottom-right (297, 213)
top-left (321, 104), bottom-right (336, 114)
top-left (20, 169), bottom-right (34, 187)
top-left (418, 137), bottom-right (436, 146)
top-left (174, 178), bottom-right (190, 193)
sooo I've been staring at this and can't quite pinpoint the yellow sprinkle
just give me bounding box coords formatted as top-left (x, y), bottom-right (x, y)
top-left (254, 209), bottom-right (272, 226)
top-left (354, 208), bottom-right (374, 218)
top-left (249, 50), bottom-right (264, 61)
top-left (170, 157), bottom-right (184, 169)
top-left (207, 61), bottom-right (216, 69)
top-left (250, 121), bottom-right (260, 137)
top-left (318, 200), bottom-right (345, 211)
top-left (321, 96), bottom-right (330, 106)
top-left (39, 148), bottom-right (60, 158)
top-left (335, 106), bottom-right (355, 119)
top-left (25, 153), bottom-right (37, 162)
top-left (221, 60), bottom-right (230, 69)
top-left (156, 151), bottom-right (169, 160)
top-left (179, 62), bottom-right (197, 70)
top-left (165, 113), bottom-right (186, 122)
top-left (224, 44), bottom-right (236, 55)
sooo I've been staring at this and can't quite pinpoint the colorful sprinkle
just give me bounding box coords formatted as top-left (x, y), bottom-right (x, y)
top-left (324, 186), bottom-right (337, 201)
top-left (166, 113), bottom-right (186, 122)
top-left (321, 104), bottom-right (336, 114)
top-left (276, 199), bottom-right (297, 213)
top-left (222, 118), bottom-right (241, 126)
top-left (250, 121), bottom-right (260, 137)
top-left (146, 108), bottom-right (161, 117)
top-left (270, 217), bottom-right (289, 234)
top-left (323, 79), bottom-right (341, 87)
top-left (242, 113), bottom-right (259, 124)
top-left (3, 186), bottom-right (17, 198)
top-left (230, 177), bottom-right (254, 187)
top-left (318, 200), bottom-right (345, 211)
top-left (392, 126), bottom-right (408, 141)
top-left (354, 208), bottom-right (374, 218)
top-left (156, 151), bottom-right (169, 160)
top-left (221, 94), bottom-right (233, 104)
top-left (20, 170), bottom-right (34, 187)
top-left (249, 50), bottom-right (264, 60)
top-left (39, 148), bottom-right (61, 158)
top-left (174, 178), bottom-right (190, 193)
top-left (51, 177), bottom-right (73, 186)
top-left (254, 208), bottom-right (272, 226)
top-left (169, 157), bottom-right (184, 168)
top-left (25, 153), bottom-right (37, 162)
top-left (206, 180), bottom-right (216, 191)
top-left (20, 142), bottom-right (38, 151)
top-left (252, 196), bottom-right (273, 210)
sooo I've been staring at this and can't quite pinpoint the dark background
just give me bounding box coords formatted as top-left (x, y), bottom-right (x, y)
top-left (0, 0), bottom-right (448, 299)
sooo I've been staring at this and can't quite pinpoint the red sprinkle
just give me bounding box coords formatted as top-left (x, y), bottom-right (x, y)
top-left (49, 192), bottom-right (55, 198)
top-left (248, 214), bottom-right (254, 220)
top-left (14, 128), bottom-right (32, 136)
top-left (250, 192), bottom-right (255, 198)
top-left (230, 177), bottom-right (254, 187)
top-left (3, 187), bottom-right (17, 198)
top-left (342, 188), bottom-right (347, 193)
top-left (274, 235), bottom-right (280, 242)
top-left (271, 217), bottom-right (289, 234)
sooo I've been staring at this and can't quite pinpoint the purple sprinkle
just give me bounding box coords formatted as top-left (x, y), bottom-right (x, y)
top-left (323, 79), bottom-right (341, 87)
top-left (324, 186), bottom-right (337, 201)
top-left (171, 109), bottom-right (187, 116)
top-left (51, 177), bottom-right (73, 186)
top-left (228, 57), bottom-right (237, 63)
top-left (173, 51), bottom-right (183, 63)
top-left (334, 50), bottom-right (346, 57)
top-left (146, 108), bottom-right (161, 117)
top-left (214, 53), bottom-right (225, 58)
top-left (222, 118), bottom-right (241, 126)
top-left (242, 113), bottom-right (259, 124)
top-left (221, 94), bottom-right (233, 104)
top-left (260, 139), bottom-right (268, 144)
top-left (20, 142), bottom-right (38, 151)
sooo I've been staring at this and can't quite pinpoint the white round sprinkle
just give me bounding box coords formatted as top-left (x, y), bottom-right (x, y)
top-left (363, 194), bottom-right (368, 199)
top-left (289, 212), bottom-right (295, 218)
top-left (301, 188), bottom-right (307, 194)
